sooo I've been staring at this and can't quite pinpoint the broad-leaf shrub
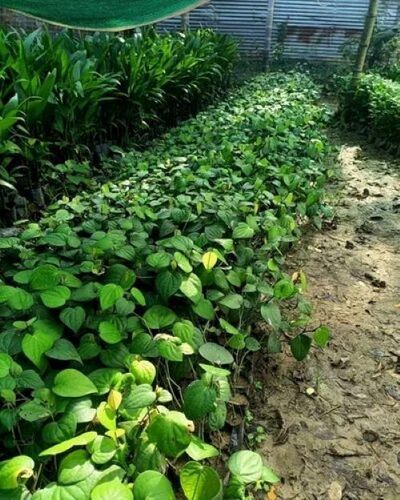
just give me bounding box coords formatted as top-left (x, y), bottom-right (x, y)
top-left (338, 74), bottom-right (400, 149)
top-left (0, 28), bottom-right (237, 220)
top-left (369, 30), bottom-right (400, 82)
top-left (0, 72), bottom-right (331, 498)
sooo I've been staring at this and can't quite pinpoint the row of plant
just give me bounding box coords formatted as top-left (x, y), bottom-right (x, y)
top-left (368, 28), bottom-right (400, 82)
top-left (338, 73), bottom-right (400, 149)
top-left (0, 28), bottom-right (237, 221)
top-left (0, 72), bottom-right (332, 499)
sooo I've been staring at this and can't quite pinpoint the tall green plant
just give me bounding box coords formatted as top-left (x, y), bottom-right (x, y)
top-left (0, 28), bottom-right (237, 223)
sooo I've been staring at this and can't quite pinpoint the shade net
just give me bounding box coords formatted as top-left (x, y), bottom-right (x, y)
top-left (0, 0), bottom-right (208, 30)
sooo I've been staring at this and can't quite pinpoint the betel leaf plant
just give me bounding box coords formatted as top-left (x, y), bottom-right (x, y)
top-left (338, 72), bottom-right (400, 151)
top-left (0, 72), bottom-right (331, 498)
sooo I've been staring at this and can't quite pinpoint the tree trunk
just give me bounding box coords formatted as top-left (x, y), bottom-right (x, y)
top-left (353, 0), bottom-right (380, 84)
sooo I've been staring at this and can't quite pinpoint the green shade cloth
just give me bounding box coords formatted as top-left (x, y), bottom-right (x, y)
top-left (0, 0), bottom-right (208, 30)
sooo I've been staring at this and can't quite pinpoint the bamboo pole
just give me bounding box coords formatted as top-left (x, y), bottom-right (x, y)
top-left (265, 0), bottom-right (276, 67)
top-left (353, 0), bottom-right (380, 84)
top-left (181, 12), bottom-right (189, 32)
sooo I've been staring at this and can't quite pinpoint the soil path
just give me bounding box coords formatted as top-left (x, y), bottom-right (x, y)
top-left (256, 131), bottom-right (400, 499)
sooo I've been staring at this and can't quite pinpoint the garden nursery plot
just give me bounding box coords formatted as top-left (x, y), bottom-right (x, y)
top-left (0, 29), bottom-right (237, 222)
top-left (0, 70), bottom-right (333, 499)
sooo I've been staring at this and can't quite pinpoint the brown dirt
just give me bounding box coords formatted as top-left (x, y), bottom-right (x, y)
top-left (255, 131), bottom-right (400, 499)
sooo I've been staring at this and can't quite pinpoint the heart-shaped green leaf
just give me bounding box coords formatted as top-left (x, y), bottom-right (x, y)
top-left (52, 369), bottom-right (98, 398)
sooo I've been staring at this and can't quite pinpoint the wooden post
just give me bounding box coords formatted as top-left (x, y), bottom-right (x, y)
top-left (353, 0), bottom-right (380, 84)
top-left (181, 12), bottom-right (190, 32)
top-left (265, 0), bottom-right (276, 67)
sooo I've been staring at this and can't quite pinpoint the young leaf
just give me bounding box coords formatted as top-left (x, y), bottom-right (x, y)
top-left (218, 294), bottom-right (243, 310)
top-left (52, 369), bottom-right (98, 398)
top-left (180, 462), bottom-right (222, 500)
top-left (122, 384), bottom-right (156, 412)
top-left (183, 380), bottom-right (217, 420)
top-left (99, 321), bottom-right (123, 345)
top-left (202, 251), bottom-right (218, 271)
top-left (146, 252), bottom-right (171, 269)
top-left (274, 278), bottom-right (296, 300)
top-left (131, 287), bottom-right (146, 306)
top-left (192, 298), bottom-right (215, 321)
top-left (157, 337), bottom-right (183, 362)
top-left (60, 306), bottom-right (86, 333)
top-left (199, 343), bottom-right (234, 365)
top-left (261, 466), bottom-right (280, 484)
top-left (96, 402), bottom-right (117, 431)
top-left (58, 450), bottom-right (94, 486)
top-left (88, 436), bottom-right (117, 465)
top-left (40, 286), bottom-right (71, 308)
top-left (174, 252), bottom-right (193, 273)
top-left (232, 223), bottom-right (254, 239)
top-left (22, 329), bottom-right (60, 369)
top-left (143, 305), bottom-right (177, 329)
top-left (228, 450), bottom-right (263, 484)
top-left (186, 436), bottom-right (220, 461)
top-left (100, 284), bottom-right (124, 310)
top-left (39, 431), bottom-right (98, 456)
top-left (156, 270), bottom-right (182, 299)
top-left (88, 368), bottom-right (120, 395)
top-left (0, 455), bottom-right (35, 490)
top-left (133, 471), bottom-right (174, 500)
top-left (7, 288), bottom-right (34, 311)
top-left (261, 302), bottom-right (281, 330)
top-left (180, 273), bottom-right (203, 304)
top-left (147, 412), bottom-right (192, 457)
top-left (42, 413), bottom-right (77, 445)
top-left (313, 326), bottom-right (330, 348)
top-left (290, 334), bottom-right (312, 361)
top-left (46, 339), bottom-right (83, 364)
top-left (92, 479), bottom-right (133, 500)
top-left (30, 265), bottom-right (59, 291)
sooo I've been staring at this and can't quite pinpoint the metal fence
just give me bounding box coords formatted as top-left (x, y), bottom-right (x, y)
top-left (159, 0), bottom-right (400, 61)
top-left (2, 0), bottom-right (400, 61)
top-left (271, 0), bottom-right (400, 61)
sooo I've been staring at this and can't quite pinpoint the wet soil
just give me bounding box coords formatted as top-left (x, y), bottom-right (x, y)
top-left (256, 131), bottom-right (400, 499)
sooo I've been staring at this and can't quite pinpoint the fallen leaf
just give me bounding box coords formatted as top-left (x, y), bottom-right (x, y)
top-left (267, 486), bottom-right (277, 500)
top-left (306, 387), bottom-right (316, 396)
top-left (327, 481), bottom-right (342, 500)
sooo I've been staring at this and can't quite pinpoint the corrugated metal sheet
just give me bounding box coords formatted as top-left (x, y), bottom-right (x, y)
top-left (158, 0), bottom-right (268, 57)
top-left (2, 0), bottom-right (400, 61)
top-left (272, 0), bottom-right (400, 61)
top-left (158, 0), bottom-right (399, 61)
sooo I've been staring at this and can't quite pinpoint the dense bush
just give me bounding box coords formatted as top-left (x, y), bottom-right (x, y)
top-left (368, 27), bottom-right (400, 81)
top-left (338, 74), bottom-right (400, 149)
top-left (0, 72), bottom-right (332, 499)
top-left (0, 28), bottom-right (237, 219)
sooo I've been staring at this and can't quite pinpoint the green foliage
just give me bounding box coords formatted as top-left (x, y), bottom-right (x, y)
top-left (0, 72), bottom-right (331, 498)
top-left (338, 73), bottom-right (400, 150)
top-left (0, 28), bottom-right (237, 222)
top-left (368, 29), bottom-right (400, 81)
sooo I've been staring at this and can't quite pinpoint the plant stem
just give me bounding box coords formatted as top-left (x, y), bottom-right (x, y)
top-left (353, 0), bottom-right (380, 85)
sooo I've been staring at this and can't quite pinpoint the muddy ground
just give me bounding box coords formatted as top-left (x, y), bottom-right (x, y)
top-left (255, 130), bottom-right (400, 499)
